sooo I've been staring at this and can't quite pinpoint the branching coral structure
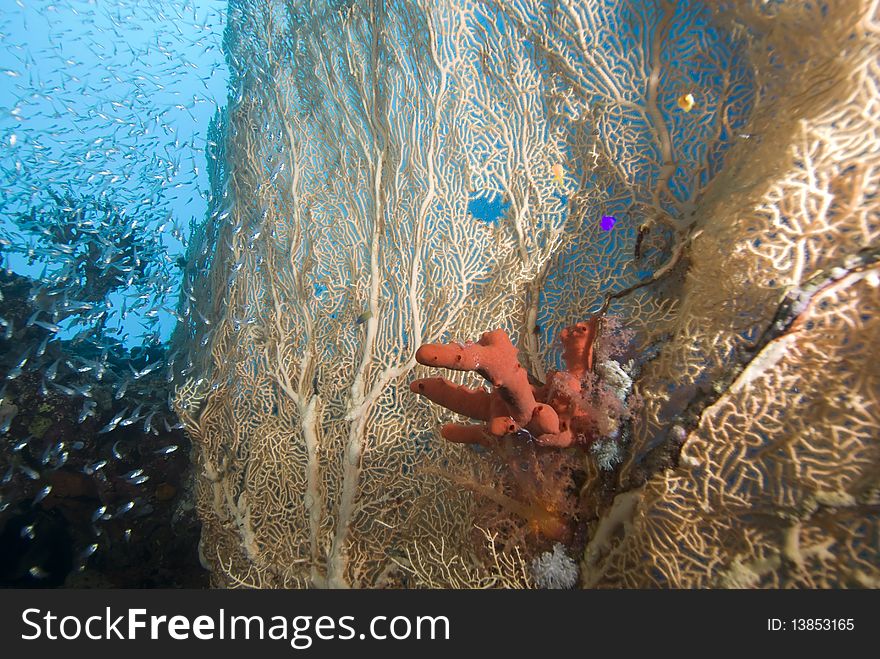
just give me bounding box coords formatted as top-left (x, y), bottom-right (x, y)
top-left (175, 0), bottom-right (878, 588)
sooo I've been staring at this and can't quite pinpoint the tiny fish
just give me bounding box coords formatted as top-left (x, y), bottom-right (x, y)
top-left (154, 444), bottom-right (178, 455)
top-left (91, 506), bottom-right (108, 523)
top-left (19, 464), bottom-right (40, 480)
top-left (0, 411), bottom-right (15, 434)
top-left (677, 93), bottom-right (695, 112)
top-left (116, 500), bottom-right (135, 516)
top-left (40, 442), bottom-right (58, 465)
top-left (45, 358), bottom-right (61, 381)
top-left (50, 381), bottom-right (76, 396)
top-left (32, 320), bottom-right (61, 333)
top-left (99, 407), bottom-right (128, 434)
top-left (78, 399), bottom-right (97, 424)
top-left (33, 485), bottom-right (52, 505)
top-left (356, 310), bottom-right (372, 325)
top-left (143, 410), bottom-right (157, 434)
top-left (79, 543), bottom-right (99, 560)
top-left (132, 360), bottom-right (163, 379)
top-left (21, 524), bottom-right (36, 540)
top-left (68, 360), bottom-right (93, 374)
top-left (112, 440), bottom-right (125, 460)
top-left (114, 377), bottom-right (130, 399)
top-left (28, 566), bottom-right (49, 579)
top-left (84, 460), bottom-right (107, 475)
top-left (119, 403), bottom-right (143, 426)
top-left (53, 450), bottom-right (69, 468)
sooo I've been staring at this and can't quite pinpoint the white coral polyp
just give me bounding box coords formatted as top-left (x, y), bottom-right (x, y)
top-left (530, 543), bottom-right (579, 589)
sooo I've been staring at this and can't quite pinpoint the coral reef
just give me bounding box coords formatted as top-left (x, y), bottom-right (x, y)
top-left (179, 0), bottom-right (878, 588)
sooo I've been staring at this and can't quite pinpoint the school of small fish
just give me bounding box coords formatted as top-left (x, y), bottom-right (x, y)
top-left (0, 0), bottom-right (226, 584)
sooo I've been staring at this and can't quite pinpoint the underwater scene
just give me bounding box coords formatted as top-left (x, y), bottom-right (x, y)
top-left (0, 0), bottom-right (877, 589)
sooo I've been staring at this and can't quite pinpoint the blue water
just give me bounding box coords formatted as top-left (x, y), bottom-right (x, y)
top-left (0, 0), bottom-right (228, 347)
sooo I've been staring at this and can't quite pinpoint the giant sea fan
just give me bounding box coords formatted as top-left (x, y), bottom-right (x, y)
top-left (174, 0), bottom-right (880, 588)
